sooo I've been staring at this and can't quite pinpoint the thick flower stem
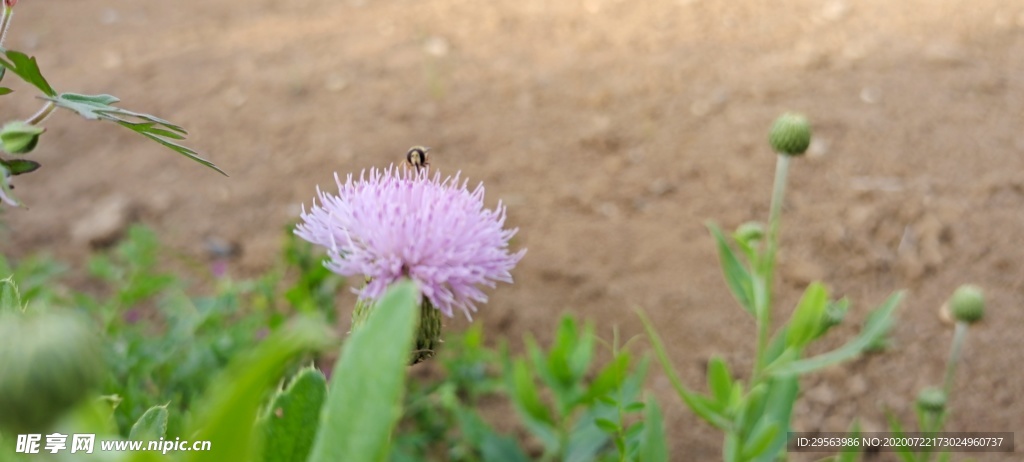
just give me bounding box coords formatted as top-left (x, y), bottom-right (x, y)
top-left (753, 154), bottom-right (791, 380)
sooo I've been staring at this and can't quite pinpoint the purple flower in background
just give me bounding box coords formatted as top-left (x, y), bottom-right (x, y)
top-left (295, 165), bottom-right (525, 319)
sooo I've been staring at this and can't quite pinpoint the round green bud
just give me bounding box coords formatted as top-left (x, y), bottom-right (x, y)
top-left (916, 386), bottom-right (947, 414)
top-left (769, 113), bottom-right (812, 156)
top-left (0, 311), bottom-right (106, 433)
top-left (949, 284), bottom-right (985, 324)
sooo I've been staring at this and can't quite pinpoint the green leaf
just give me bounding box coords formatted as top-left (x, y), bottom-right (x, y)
top-left (0, 276), bottom-right (23, 314)
top-left (307, 280), bottom-right (419, 462)
top-left (639, 396), bottom-right (669, 462)
top-left (706, 357), bottom-right (733, 407)
top-left (767, 292), bottom-right (903, 376)
top-left (0, 87), bottom-right (11, 95)
top-left (708, 223), bottom-right (755, 316)
top-left (0, 49), bottom-right (56, 96)
top-left (785, 282), bottom-right (829, 350)
top-left (751, 376), bottom-right (799, 462)
top-left (453, 405), bottom-right (530, 462)
top-left (43, 92), bottom-right (226, 175)
top-left (886, 413), bottom-right (918, 462)
top-left (186, 317), bottom-right (335, 462)
top-left (511, 357), bottom-right (554, 426)
top-left (1, 159), bottom-right (40, 175)
top-left (638, 309), bottom-right (730, 429)
top-left (594, 417), bottom-right (619, 434)
top-left (258, 367), bottom-right (328, 462)
top-left (581, 352), bottom-right (630, 404)
top-left (740, 420), bottom-right (780, 460)
top-left (128, 404), bottom-right (168, 441)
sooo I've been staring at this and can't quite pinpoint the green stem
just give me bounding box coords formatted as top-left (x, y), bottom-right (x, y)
top-left (0, 5), bottom-right (12, 49)
top-left (943, 322), bottom-right (968, 398)
top-left (26, 102), bottom-right (57, 125)
top-left (753, 154), bottom-right (791, 380)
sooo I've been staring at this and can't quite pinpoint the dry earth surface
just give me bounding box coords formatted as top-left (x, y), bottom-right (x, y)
top-left (3, 0), bottom-right (1023, 460)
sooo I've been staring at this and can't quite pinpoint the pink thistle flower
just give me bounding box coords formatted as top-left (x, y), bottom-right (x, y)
top-left (296, 165), bottom-right (525, 319)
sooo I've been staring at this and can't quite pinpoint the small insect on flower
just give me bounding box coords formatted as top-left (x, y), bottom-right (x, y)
top-left (405, 146), bottom-right (430, 173)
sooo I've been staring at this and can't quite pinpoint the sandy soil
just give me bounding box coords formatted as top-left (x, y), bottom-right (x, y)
top-left (3, 0), bottom-right (1023, 459)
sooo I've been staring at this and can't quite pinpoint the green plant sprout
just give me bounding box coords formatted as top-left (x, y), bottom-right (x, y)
top-left (0, 1), bottom-right (224, 207)
top-left (829, 285), bottom-right (988, 462)
top-left (642, 112), bottom-right (903, 462)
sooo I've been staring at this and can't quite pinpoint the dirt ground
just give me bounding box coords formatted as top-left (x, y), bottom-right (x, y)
top-left (3, 0), bottom-right (1023, 459)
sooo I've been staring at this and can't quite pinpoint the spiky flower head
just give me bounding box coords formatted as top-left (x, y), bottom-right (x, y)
top-left (769, 112), bottom-right (812, 156)
top-left (296, 165), bottom-right (525, 319)
top-left (949, 284), bottom-right (985, 324)
top-left (916, 386), bottom-right (947, 414)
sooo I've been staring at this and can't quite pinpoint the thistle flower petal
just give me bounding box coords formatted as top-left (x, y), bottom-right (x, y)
top-left (296, 165), bottom-right (525, 319)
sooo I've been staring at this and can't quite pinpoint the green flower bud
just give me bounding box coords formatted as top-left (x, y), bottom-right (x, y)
top-left (734, 221), bottom-right (765, 246)
top-left (769, 113), bottom-right (811, 156)
top-left (0, 311), bottom-right (106, 433)
top-left (0, 121), bottom-right (45, 155)
top-left (916, 386), bottom-right (947, 414)
top-left (949, 284), bottom-right (984, 324)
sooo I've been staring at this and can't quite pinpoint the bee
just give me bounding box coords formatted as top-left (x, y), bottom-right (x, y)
top-left (405, 146), bottom-right (430, 173)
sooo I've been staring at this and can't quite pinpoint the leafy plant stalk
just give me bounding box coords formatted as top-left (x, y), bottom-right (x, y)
top-left (754, 154), bottom-right (790, 381)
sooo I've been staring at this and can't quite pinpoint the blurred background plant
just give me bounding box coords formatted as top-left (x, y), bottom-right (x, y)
top-left (642, 113), bottom-right (903, 462)
top-left (0, 224), bottom-right (344, 440)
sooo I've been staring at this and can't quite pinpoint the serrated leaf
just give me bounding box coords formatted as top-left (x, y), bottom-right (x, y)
top-left (0, 49), bottom-right (56, 96)
top-left (129, 405), bottom-right (168, 441)
top-left (42, 92), bottom-right (226, 175)
top-left (708, 223), bottom-right (755, 316)
top-left (258, 367), bottom-right (328, 462)
top-left (767, 292), bottom-right (902, 377)
top-left (306, 281), bottom-right (419, 462)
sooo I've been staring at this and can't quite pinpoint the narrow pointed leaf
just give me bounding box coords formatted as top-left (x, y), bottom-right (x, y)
top-left (767, 292), bottom-right (903, 376)
top-left (708, 223), bottom-right (755, 316)
top-left (128, 405), bottom-right (168, 441)
top-left (639, 396), bottom-right (669, 462)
